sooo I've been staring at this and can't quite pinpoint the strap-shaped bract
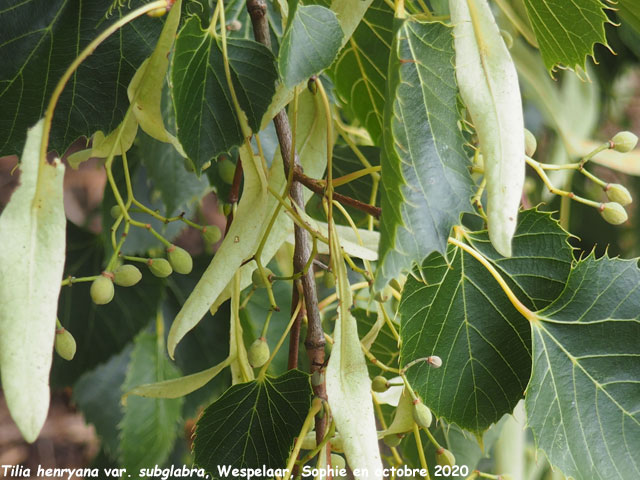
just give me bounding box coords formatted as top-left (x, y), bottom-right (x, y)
top-left (451, 0), bottom-right (525, 257)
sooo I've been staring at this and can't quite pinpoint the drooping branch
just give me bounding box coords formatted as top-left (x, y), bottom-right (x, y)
top-left (246, 0), bottom-right (327, 445)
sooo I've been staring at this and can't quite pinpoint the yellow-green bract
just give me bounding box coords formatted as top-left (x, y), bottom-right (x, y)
top-left (326, 221), bottom-right (383, 480)
top-left (0, 119), bottom-right (66, 442)
top-left (450, 0), bottom-right (525, 257)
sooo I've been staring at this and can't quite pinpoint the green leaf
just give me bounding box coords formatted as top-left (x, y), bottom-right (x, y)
top-left (0, 0), bottom-right (162, 156)
top-left (465, 209), bottom-right (574, 310)
top-left (376, 19), bottom-right (474, 290)
top-left (400, 210), bottom-right (572, 433)
top-left (73, 346), bottom-right (132, 457)
top-left (171, 16), bottom-right (278, 172)
top-left (120, 330), bottom-right (184, 472)
top-left (331, 0), bottom-right (393, 145)
top-left (526, 254), bottom-right (640, 480)
top-left (618, 0), bottom-right (640, 34)
top-left (193, 370), bottom-right (312, 479)
top-left (53, 223), bottom-right (164, 387)
top-left (0, 119), bottom-right (66, 443)
top-left (522, 0), bottom-right (610, 73)
top-left (278, 5), bottom-right (344, 87)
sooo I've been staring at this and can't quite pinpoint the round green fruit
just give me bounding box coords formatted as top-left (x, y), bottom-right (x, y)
top-left (218, 158), bottom-right (236, 185)
top-left (202, 225), bottom-right (222, 244)
top-left (148, 258), bottom-right (173, 278)
top-left (600, 202), bottom-right (628, 225)
top-left (252, 268), bottom-right (273, 288)
top-left (90, 274), bottom-right (114, 305)
top-left (436, 448), bottom-right (456, 467)
top-left (55, 327), bottom-right (77, 361)
top-left (605, 183), bottom-right (632, 207)
top-left (114, 264), bottom-right (142, 287)
top-left (371, 376), bottom-right (389, 393)
top-left (167, 245), bottom-right (193, 274)
top-left (248, 338), bottom-right (270, 368)
top-left (412, 400), bottom-right (433, 429)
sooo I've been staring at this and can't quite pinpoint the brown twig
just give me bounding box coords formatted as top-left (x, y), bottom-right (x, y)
top-left (287, 279), bottom-right (303, 370)
top-left (293, 167), bottom-right (381, 219)
top-left (247, 0), bottom-right (327, 446)
top-left (225, 156), bottom-right (243, 234)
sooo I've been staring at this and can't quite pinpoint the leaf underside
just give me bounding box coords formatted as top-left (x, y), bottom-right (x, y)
top-left (376, 18), bottom-right (474, 290)
top-left (400, 210), bottom-right (573, 433)
top-left (526, 254), bottom-right (640, 480)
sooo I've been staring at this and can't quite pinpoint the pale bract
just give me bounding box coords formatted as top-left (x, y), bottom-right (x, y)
top-left (450, 0), bottom-right (525, 257)
top-left (0, 119), bottom-right (66, 442)
top-left (326, 223), bottom-right (383, 480)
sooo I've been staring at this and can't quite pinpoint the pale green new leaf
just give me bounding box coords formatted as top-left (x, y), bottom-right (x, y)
top-left (326, 223), bottom-right (383, 479)
top-left (522, 0), bottom-right (610, 73)
top-left (278, 5), bottom-right (343, 87)
top-left (526, 255), bottom-right (640, 480)
top-left (0, 119), bottom-right (66, 443)
top-left (123, 356), bottom-right (232, 401)
top-left (376, 18), bottom-right (474, 290)
top-left (119, 331), bottom-right (183, 471)
top-left (400, 210), bottom-right (573, 433)
top-left (331, 0), bottom-right (393, 145)
top-left (451, 0), bottom-right (525, 257)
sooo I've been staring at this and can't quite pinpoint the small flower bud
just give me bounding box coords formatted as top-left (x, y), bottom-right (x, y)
top-left (611, 131), bottom-right (638, 153)
top-left (412, 400), bottom-right (433, 429)
top-left (248, 337), bottom-right (270, 368)
top-left (90, 273), bottom-right (114, 305)
top-left (55, 327), bottom-right (77, 361)
top-left (148, 258), bottom-right (173, 278)
top-left (436, 447), bottom-right (456, 467)
top-left (600, 202), bottom-right (628, 225)
top-left (371, 376), bottom-right (389, 393)
top-left (167, 245), bottom-right (193, 274)
top-left (202, 225), bottom-right (222, 244)
top-left (605, 183), bottom-right (632, 206)
top-left (113, 264), bottom-right (142, 287)
top-left (524, 128), bottom-right (537, 157)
